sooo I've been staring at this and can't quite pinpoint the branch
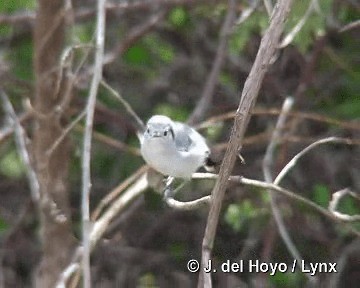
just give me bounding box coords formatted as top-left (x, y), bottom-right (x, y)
top-left (0, 92), bottom-right (40, 202)
top-left (81, 0), bottom-right (106, 287)
top-left (198, 1), bottom-right (293, 286)
top-left (275, 137), bottom-right (350, 184)
top-left (191, 173), bottom-right (360, 237)
top-left (187, 0), bottom-right (236, 125)
top-left (100, 80), bottom-right (145, 132)
top-left (104, 10), bottom-right (167, 65)
top-left (329, 188), bottom-right (360, 222)
top-left (91, 165), bottom-right (149, 220)
top-left (279, 0), bottom-right (318, 48)
top-left (262, 97), bottom-right (312, 279)
top-left (57, 173), bottom-right (148, 288)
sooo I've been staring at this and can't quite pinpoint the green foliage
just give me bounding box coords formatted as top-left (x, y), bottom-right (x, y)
top-left (169, 242), bottom-right (186, 261)
top-left (204, 122), bottom-right (224, 141)
top-left (286, 0), bottom-right (333, 52)
top-left (123, 43), bottom-right (152, 66)
top-left (145, 35), bottom-right (175, 64)
top-left (73, 23), bottom-right (96, 44)
top-left (0, 217), bottom-right (9, 233)
top-left (336, 194), bottom-right (359, 217)
top-left (229, 10), bottom-right (268, 54)
top-left (224, 201), bottom-right (259, 232)
top-left (137, 272), bottom-right (158, 288)
top-left (0, 148), bottom-right (25, 179)
top-left (7, 39), bottom-right (33, 81)
top-left (0, 0), bottom-right (35, 12)
top-left (168, 7), bottom-right (189, 28)
top-left (270, 270), bottom-right (304, 288)
top-left (153, 103), bottom-right (189, 122)
top-left (0, 0), bottom-right (35, 38)
top-left (312, 184), bottom-right (330, 208)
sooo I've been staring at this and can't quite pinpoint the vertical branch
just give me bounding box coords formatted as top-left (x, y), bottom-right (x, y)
top-left (188, 0), bottom-right (236, 125)
top-left (33, 1), bottom-right (75, 287)
top-left (198, 1), bottom-right (293, 287)
top-left (81, 0), bottom-right (107, 287)
top-left (262, 97), bottom-right (310, 278)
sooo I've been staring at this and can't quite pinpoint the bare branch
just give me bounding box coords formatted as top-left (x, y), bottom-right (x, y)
top-left (101, 80), bottom-right (145, 132)
top-left (279, 0), bottom-right (318, 48)
top-left (188, 0), bottom-right (236, 125)
top-left (192, 173), bottom-right (360, 236)
top-left (263, 0), bottom-right (273, 17)
top-left (236, 0), bottom-right (260, 25)
top-left (329, 188), bottom-right (360, 222)
top-left (76, 126), bottom-right (141, 156)
top-left (339, 19), bottom-right (360, 33)
top-left (91, 165), bottom-right (149, 220)
top-left (57, 173), bottom-right (148, 287)
top-left (46, 110), bottom-right (86, 157)
top-left (104, 10), bottom-right (167, 65)
top-left (198, 1), bottom-right (293, 286)
top-left (196, 108), bottom-right (360, 131)
top-left (275, 137), bottom-right (350, 184)
top-left (81, 0), bottom-right (107, 286)
top-left (262, 97), bottom-right (313, 279)
top-left (1, 92), bottom-right (40, 202)
top-left (165, 195), bottom-right (211, 210)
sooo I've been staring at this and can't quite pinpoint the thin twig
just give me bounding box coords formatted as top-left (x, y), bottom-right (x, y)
top-left (90, 173), bottom-right (148, 248)
top-left (57, 173), bottom-right (148, 287)
top-left (91, 165), bottom-right (149, 220)
top-left (263, 0), bottom-right (273, 17)
top-left (328, 188), bottom-right (360, 222)
top-left (188, 0), bottom-right (236, 125)
top-left (279, 0), bottom-right (317, 48)
top-left (236, 0), bottom-right (260, 25)
top-left (339, 19), bottom-right (360, 33)
top-left (47, 110), bottom-right (86, 157)
top-left (198, 1), bottom-right (293, 287)
top-left (275, 137), bottom-right (350, 184)
top-left (101, 80), bottom-right (145, 132)
top-left (196, 108), bottom-right (360, 131)
top-left (75, 126), bottom-right (141, 156)
top-left (262, 97), bottom-right (311, 279)
top-left (1, 92), bottom-right (40, 202)
top-left (104, 10), bottom-right (167, 65)
top-left (165, 195), bottom-right (211, 210)
top-left (81, 0), bottom-right (106, 287)
top-left (191, 173), bottom-right (360, 236)
top-left (0, 112), bottom-right (32, 144)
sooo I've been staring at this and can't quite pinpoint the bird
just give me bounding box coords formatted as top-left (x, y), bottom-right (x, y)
top-left (140, 115), bottom-right (212, 179)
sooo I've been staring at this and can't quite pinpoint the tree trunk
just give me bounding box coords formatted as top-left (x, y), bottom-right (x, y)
top-left (33, 1), bottom-right (75, 287)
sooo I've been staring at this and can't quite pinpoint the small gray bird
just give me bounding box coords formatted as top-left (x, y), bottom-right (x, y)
top-left (140, 115), bottom-right (212, 178)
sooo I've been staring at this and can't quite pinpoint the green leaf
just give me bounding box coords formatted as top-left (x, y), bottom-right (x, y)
top-left (145, 36), bottom-right (175, 64)
top-left (224, 201), bottom-right (257, 232)
top-left (123, 44), bottom-right (151, 66)
top-left (312, 184), bottom-right (330, 207)
top-left (169, 7), bottom-right (189, 28)
top-left (0, 217), bottom-right (9, 233)
top-left (0, 149), bottom-right (25, 179)
top-left (0, 0), bottom-right (35, 12)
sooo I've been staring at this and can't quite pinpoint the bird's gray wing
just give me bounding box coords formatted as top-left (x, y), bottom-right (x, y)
top-left (173, 123), bottom-right (193, 152)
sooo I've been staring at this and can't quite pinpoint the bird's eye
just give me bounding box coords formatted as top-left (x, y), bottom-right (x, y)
top-left (146, 128), bottom-right (150, 134)
top-left (163, 130), bottom-right (168, 136)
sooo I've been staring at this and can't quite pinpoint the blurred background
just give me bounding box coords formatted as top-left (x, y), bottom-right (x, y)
top-left (0, 0), bottom-right (359, 287)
